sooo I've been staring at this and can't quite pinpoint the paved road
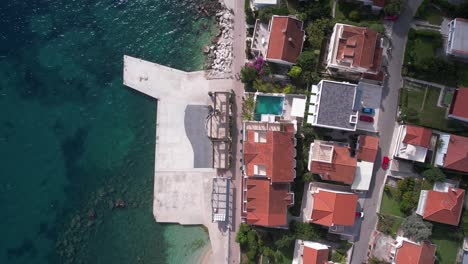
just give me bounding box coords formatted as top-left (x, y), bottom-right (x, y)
top-left (350, 1), bottom-right (423, 263)
top-left (227, 0), bottom-right (246, 262)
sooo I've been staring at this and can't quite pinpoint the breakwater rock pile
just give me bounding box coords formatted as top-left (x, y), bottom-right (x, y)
top-left (204, 6), bottom-right (234, 78)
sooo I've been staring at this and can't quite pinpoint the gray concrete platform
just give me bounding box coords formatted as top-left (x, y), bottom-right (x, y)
top-left (123, 55), bottom-right (234, 264)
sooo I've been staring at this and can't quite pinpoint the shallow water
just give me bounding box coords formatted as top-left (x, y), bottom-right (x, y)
top-left (0, 0), bottom-right (216, 263)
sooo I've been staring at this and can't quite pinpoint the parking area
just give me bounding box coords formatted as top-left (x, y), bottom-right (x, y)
top-left (357, 81), bottom-right (383, 133)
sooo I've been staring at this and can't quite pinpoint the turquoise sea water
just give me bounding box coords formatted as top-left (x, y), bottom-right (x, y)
top-left (0, 0), bottom-right (216, 263)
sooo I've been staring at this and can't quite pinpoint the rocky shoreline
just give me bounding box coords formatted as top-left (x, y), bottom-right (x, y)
top-left (202, 3), bottom-right (234, 78)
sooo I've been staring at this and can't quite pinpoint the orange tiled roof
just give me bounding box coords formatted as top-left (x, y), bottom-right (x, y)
top-left (444, 135), bottom-right (468, 173)
top-left (310, 145), bottom-right (357, 184)
top-left (310, 190), bottom-right (358, 227)
top-left (266, 16), bottom-right (305, 64)
top-left (243, 125), bottom-right (295, 182)
top-left (423, 188), bottom-right (465, 226)
top-left (357, 135), bottom-right (379, 162)
top-left (336, 25), bottom-right (383, 74)
top-left (403, 125), bottom-right (432, 148)
top-left (395, 240), bottom-right (436, 264)
top-left (245, 178), bottom-right (292, 227)
top-left (449, 87), bottom-right (468, 119)
top-left (303, 246), bottom-right (329, 264)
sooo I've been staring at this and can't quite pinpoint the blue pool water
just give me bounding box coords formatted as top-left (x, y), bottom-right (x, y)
top-left (254, 95), bottom-right (285, 120)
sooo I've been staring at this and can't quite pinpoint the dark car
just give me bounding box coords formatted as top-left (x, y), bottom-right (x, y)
top-left (382, 156), bottom-right (390, 170)
top-left (359, 115), bottom-right (374, 123)
top-left (362, 107), bottom-right (375, 115)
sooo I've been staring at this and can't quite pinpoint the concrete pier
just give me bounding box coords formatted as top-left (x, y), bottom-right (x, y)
top-left (123, 55), bottom-right (233, 263)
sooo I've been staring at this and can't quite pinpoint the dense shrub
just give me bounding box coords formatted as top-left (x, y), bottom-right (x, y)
top-left (422, 166), bottom-right (446, 183)
top-left (305, 18), bottom-right (333, 51)
top-left (240, 65), bottom-right (258, 84)
top-left (401, 214), bottom-right (432, 242)
top-left (257, 6), bottom-right (289, 23)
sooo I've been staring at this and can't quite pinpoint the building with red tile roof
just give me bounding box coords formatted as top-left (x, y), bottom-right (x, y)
top-left (356, 135), bottom-right (379, 162)
top-left (394, 125), bottom-right (433, 163)
top-left (416, 181), bottom-right (465, 226)
top-left (308, 140), bottom-right (357, 185)
top-left (444, 135), bottom-right (468, 173)
top-left (435, 134), bottom-right (468, 173)
top-left (403, 125), bottom-right (432, 148)
top-left (326, 23), bottom-right (383, 78)
top-left (393, 237), bottom-right (436, 264)
top-left (448, 87), bottom-right (468, 123)
top-left (424, 188), bottom-right (465, 225)
top-left (307, 188), bottom-right (358, 227)
top-left (243, 123), bottom-right (295, 182)
top-left (241, 121), bottom-right (296, 227)
top-left (292, 240), bottom-right (332, 264)
top-left (266, 16), bottom-right (305, 65)
top-left (245, 178), bottom-right (293, 226)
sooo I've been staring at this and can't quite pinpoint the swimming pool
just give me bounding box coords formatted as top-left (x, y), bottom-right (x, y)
top-left (254, 95), bottom-right (284, 120)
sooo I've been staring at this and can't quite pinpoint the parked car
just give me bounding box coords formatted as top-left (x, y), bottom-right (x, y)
top-left (359, 115), bottom-right (374, 123)
top-left (362, 107), bottom-right (375, 115)
top-left (382, 156), bottom-right (390, 170)
top-left (355, 212), bottom-right (364, 218)
top-left (384, 15), bottom-right (398, 21)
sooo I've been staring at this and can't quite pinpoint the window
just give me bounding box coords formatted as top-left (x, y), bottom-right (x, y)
top-left (254, 131), bottom-right (267, 143)
top-left (253, 164), bottom-right (266, 176)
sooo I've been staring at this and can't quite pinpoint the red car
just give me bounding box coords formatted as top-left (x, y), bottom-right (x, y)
top-left (355, 212), bottom-right (364, 218)
top-left (382, 156), bottom-right (390, 170)
top-left (359, 115), bottom-right (374, 123)
top-left (384, 15), bottom-right (398, 21)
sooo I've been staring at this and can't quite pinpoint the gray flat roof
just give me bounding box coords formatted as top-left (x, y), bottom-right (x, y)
top-left (316, 80), bottom-right (357, 130)
top-left (453, 18), bottom-right (468, 52)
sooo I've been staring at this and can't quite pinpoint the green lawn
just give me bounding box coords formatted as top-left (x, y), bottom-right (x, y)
top-left (432, 225), bottom-right (462, 264)
top-left (415, 0), bottom-right (444, 25)
top-left (400, 86), bottom-right (467, 133)
top-left (425, 5), bottom-right (444, 25)
top-left (380, 187), bottom-right (405, 218)
top-left (413, 38), bottom-right (436, 65)
top-left (334, 0), bottom-right (384, 33)
top-left (403, 29), bottom-right (468, 87)
top-left (377, 214), bottom-right (404, 237)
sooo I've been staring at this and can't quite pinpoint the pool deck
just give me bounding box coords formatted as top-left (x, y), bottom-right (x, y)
top-left (123, 55), bottom-right (234, 263)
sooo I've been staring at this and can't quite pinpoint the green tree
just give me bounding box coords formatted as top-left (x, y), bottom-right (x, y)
top-left (288, 66), bottom-right (302, 79)
top-left (349, 10), bottom-right (360, 21)
top-left (384, 0), bottom-right (404, 16)
top-left (253, 79), bottom-right (281, 93)
top-left (242, 94), bottom-right (255, 121)
top-left (422, 166), bottom-right (446, 183)
top-left (397, 178), bottom-right (418, 214)
top-left (401, 214), bottom-right (432, 242)
top-left (240, 66), bottom-right (258, 84)
top-left (236, 223), bottom-right (252, 246)
top-left (274, 234), bottom-right (294, 249)
top-left (257, 7), bottom-right (289, 23)
top-left (290, 221), bottom-right (325, 241)
top-left (462, 210), bottom-right (468, 235)
top-left (306, 18), bottom-right (333, 50)
top-left (296, 51), bottom-right (318, 71)
top-left (368, 256), bottom-right (390, 264)
top-left (283, 84), bottom-right (296, 94)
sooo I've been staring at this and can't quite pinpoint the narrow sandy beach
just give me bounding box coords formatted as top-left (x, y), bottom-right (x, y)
top-left (198, 247), bottom-right (213, 264)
